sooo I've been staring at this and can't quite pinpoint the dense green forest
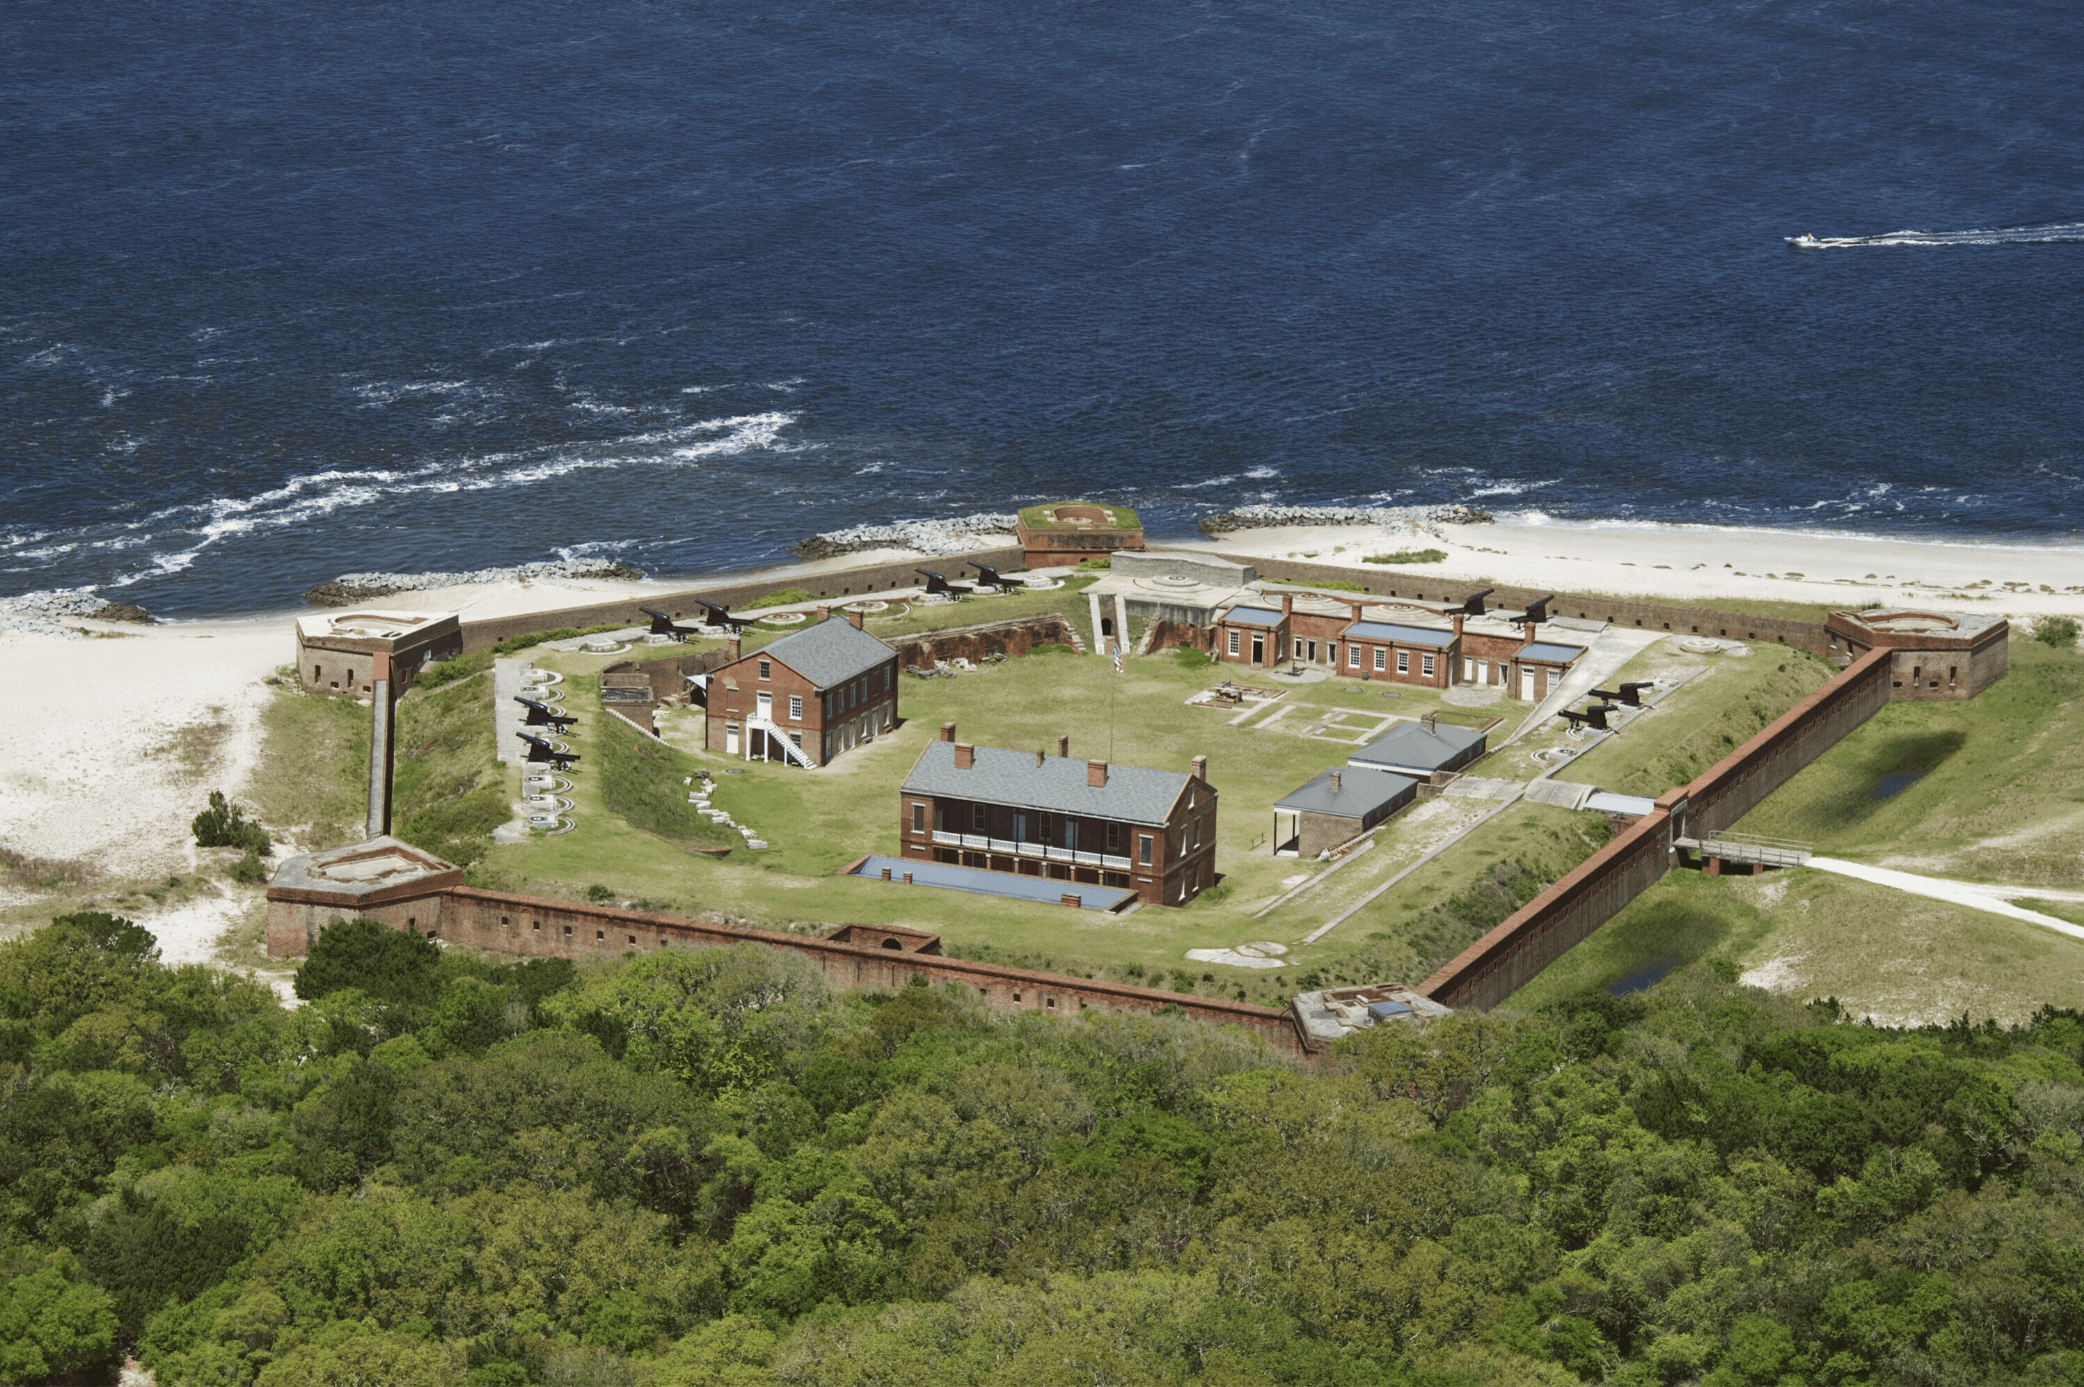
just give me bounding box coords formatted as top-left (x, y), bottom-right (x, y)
top-left (5, 914), bottom-right (2084, 1387)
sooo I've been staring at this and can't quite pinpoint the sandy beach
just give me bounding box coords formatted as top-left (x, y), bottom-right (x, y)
top-left (1201, 519), bottom-right (2084, 620)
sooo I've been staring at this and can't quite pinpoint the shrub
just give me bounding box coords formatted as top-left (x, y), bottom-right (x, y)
top-left (1171, 646), bottom-right (1215, 670)
top-left (2036, 615), bottom-right (2079, 649)
top-left (746, 587), bottom-right (817, 610)
top-left (228, 849), bottom-right (268, 885)
top-left (491, 624), bottom-right (623, 656)
top-left (191, 792), bottom-right (269, 854)
top-left (1363, 548), bottom-right (1448, 565)
top-left (294, 918), bottom-right (442, 1006)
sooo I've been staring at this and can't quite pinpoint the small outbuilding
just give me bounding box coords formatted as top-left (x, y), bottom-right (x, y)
top-left (1272, 765), bottom-right (1416, 859)
top-left (1349, 716), bottom-right (1488, 778)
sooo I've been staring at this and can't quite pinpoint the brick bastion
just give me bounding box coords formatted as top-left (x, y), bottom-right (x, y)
top-left (266, 843), bottom-right (1308, 1056)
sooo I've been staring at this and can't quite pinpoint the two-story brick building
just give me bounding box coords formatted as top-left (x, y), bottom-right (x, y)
top-left (898, 724), bottom-right (1217, 906)
top-left (703, 610), bottom-right (900, 767)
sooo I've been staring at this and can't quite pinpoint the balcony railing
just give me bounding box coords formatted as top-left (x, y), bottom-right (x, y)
top-left (931, 831), bottom-right (959, 846)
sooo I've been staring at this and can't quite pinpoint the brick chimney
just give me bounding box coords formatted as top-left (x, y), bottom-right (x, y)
top-left (1523, 620), bottom-right (1539, 642)
top-left (954, 742), bottom-right (974, 769)
top-left (1329, 768), bottom-right (1342, 791)
top-left (815, 605), bottom-right (832, 623)
top-left (1035, 749), bottom-right (1046, 768)
top-left (1087, 759), bottom-right (1108, 787)
top-left (940, 722), bottom-right (957, 742)
top-left (728, 635), bottom-right (741, 661)
top-left (1421, 712), bottom-right (1437, 733)
top-left (1452, 612), bottom-right (1465, 636)
top-left (1058, 734), bottom-right (1070, 758)
top-left (1280, 592), bottom-right (1294, 618)
top-left (1347, 601), bottom-right (1365, 625)
top-left (1191, 754), bottom-right (1207, 781)
top-left (846, 607), bottom-right (864, 629)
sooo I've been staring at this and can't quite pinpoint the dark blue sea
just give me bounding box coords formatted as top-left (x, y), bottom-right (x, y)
top-left (4, 0), bottom-right (2082, 617)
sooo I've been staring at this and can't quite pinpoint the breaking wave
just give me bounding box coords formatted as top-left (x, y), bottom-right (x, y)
top-left (0, 412), bottom-right (795, 592)
top-left (1787, 219), bottom-right (2084, 249)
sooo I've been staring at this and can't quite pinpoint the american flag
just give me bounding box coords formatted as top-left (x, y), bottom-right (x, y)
top-left (1111, 645), bottom-right (1124, 675)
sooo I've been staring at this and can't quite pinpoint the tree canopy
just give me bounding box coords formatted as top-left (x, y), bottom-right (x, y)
top-left (3, 912), bottom-right (2083, 1386)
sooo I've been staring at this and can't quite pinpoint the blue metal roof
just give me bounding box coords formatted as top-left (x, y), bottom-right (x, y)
top-left (1345, 620), bottom-right (1456, 649)
top-left (1519, 641), bottom-right (1584, 663)
top-left (846, 854), bottom-right (1134, 912)
top-left (1222, 606), bottom-right (1285, 627)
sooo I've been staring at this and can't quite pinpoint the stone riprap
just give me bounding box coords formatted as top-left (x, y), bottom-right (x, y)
top-left (0, 589), bottom-right (152, 637)
top-left (792, 514), bottom-right (1017, 560)
top-left (303, 559), bottom-right (645, 607)
top-left (1197, 504), bottom-right (1494, 535)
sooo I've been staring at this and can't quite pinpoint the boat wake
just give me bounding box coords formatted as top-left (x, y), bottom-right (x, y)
top-left (1786, 220), bottom-right (2084, 250)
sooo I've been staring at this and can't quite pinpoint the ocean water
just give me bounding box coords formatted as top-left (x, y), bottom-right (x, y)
top-left (4, 0), bottom-right (2081, 617)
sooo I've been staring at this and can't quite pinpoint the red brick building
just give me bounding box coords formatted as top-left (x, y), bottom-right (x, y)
top-left (1825, 608), bottom-right (2009, 700)
top-left (1212, 591), bottom-right (1584, 699)
top-left (702, 611), bottom-right (900, 766)
top-left (898, 724), bottom-right (1218, 906)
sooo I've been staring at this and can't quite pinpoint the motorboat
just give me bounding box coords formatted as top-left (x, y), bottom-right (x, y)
top-left (1785, 233), bottom-right (1824, 250)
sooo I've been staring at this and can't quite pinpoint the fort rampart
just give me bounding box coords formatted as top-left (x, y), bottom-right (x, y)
top-left (1418, 648), bottom-right (1896, 1011)
top-left (453, 546), bottom-right (1029, 655)
top-left (266, 882), bottom-right (1307, 1056)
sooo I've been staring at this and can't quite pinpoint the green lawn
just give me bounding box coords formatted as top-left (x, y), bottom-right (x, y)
top-left (1508, 866), bottom-right (2084, 1026)
top-left (1553, 647), bottom-right (1836, 797)
top-left (1017, 501), bottom-right (1141, 531)
top-left (1732, 637), bottom-right (2084, 882)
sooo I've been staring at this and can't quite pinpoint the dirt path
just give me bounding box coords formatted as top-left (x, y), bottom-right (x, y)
top-left (1806, 857), bottom-right (2084, 943)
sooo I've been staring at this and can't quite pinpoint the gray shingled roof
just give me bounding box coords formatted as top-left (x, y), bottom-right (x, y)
top-left (1349, 720), bottom-right (1486, 773)
top-left (1346, 620), bottom-right (1456, 649)
top-left (1274, 765), bottom-right (1415, 818)
top-left (902, 740), bottom-right (1194, 826)
top-left (761, 617), bottom-right (895, 690)
top-left (1223, 606), bottom-right (1284, 627)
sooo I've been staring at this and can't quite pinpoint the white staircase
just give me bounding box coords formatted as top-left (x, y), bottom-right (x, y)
top-left (745, 717), bottom-right (817, 769)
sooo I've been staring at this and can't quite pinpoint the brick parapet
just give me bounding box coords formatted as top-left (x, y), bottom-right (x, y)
top-left (1417, 807), bottom-right (1677, 1011)
top-left (263, 882), bottom-right (1306, 1055)
top-left (451, 547), bottom-right (1028, 655)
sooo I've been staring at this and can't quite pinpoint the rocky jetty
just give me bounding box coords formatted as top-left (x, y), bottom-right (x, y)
top-left (792, 514), bottom-right (1017, 561)
top-left (1198, 503), bottom-right (1493, 536)
top-left (0, 590), bottom-right (154, 637)
top-left (304, 559), bottom-right (645, 607)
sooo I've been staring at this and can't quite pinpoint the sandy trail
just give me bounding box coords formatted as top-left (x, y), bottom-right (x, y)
top-left (1807, 857), bottom-right (2084, 942)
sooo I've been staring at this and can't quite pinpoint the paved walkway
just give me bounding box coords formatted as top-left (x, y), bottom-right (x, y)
top-left (493, 658), bottom-right (529, 764)
top-left (1807, 857), bottom-right (2084, 942)
top-left (1501, 625), bottom-right (1669, 746)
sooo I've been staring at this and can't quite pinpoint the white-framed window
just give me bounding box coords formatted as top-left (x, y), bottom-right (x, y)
top-left (757, 659), bottom-right (771, 681)
top-left (1422, 653), bottom-right (1435, 677)
top-left (1227, 629), bottom-right (1240, 656)
top-left (1374, 646), bottom-right (1386, 671)
top-left (1348, 644), bottom-right (1360, 667)
top-left (1138, 834), bottom-right (1153, 866)
top-left (1397, 650), bottom-right (1410, 674)
top-left (883, 666), bottom-right (891, 690)
top-left (911, 802), bottom-right (925, 833)
top-left (788, 694), bottom-right (802, 720)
